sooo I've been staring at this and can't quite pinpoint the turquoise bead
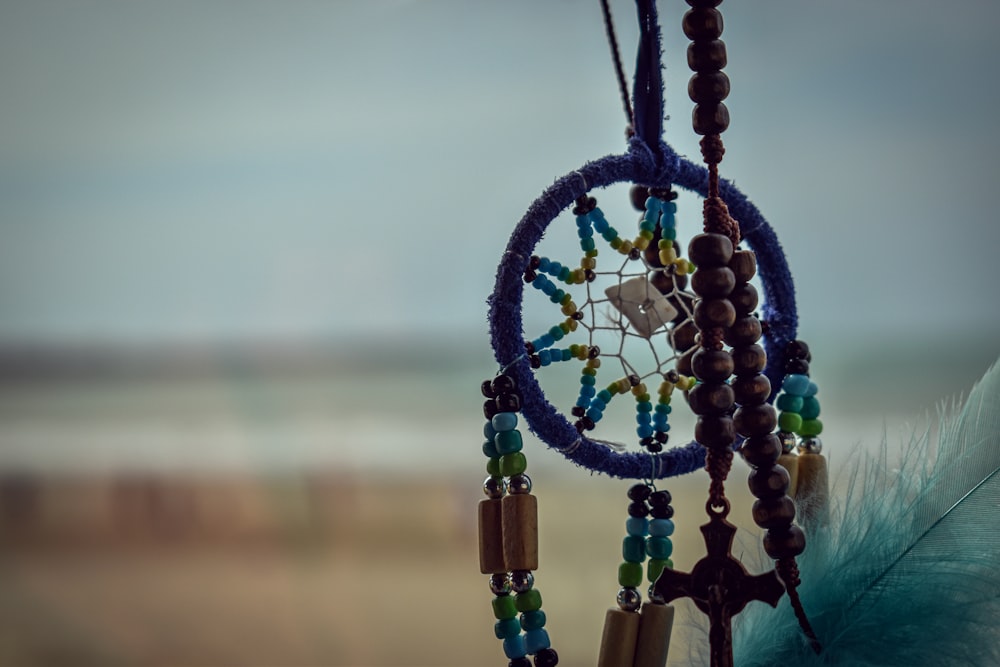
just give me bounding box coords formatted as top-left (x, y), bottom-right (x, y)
top-left (776, 394), bottom-right (803, 413)
top-left (494, 617), bottom-right (521, 640)
top-left (804, 381), bottom-right (819, 397)
top-left (623, 535), bottom-right (646, 562)
top-left (580, 384), bottom-right (596, 398)
top-left (646, 536), bottom-right (673, 559)
top-left (483, 440), bottom-right (500, 459)
top-left (637, 401), bottom-right (653, 413)
top-left (484, 421), bottom-right (499, 440)
top-left (580, 237), bottom-right (596, 251)
top-left (664, 201), bottom-right (677, 213)
top-left (548, 325), bottom-right (564, 340)
top-left (503, 635), bottom-right (527, 659)
top-left (515, 589), bottom-right (542, 612)
top-left (495, 430), bottom-right (523, 455)
top-left (782, 374), bottom-right (810, 396)
top-left (655, 403), bottom-right (672, 414)
top-left (520, 610), bottom-right (547, 631)
top-left (799, 396), bottom-right (820, 420)
top-left (525, 628), bottom-right (551, 654)
top-left (597, 389), bottom-right (613, 403)
top-left (626, 517), bottom-right (649, 537)
top-left (581, 374), bottom-right (596, 386)
top-left (649, 519), bottom-right (674, 537)
top-left (492, 412), bottom-right (518, 432)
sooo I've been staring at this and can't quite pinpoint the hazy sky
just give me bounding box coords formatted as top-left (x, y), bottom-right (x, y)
top-left (1, 1), bottom-right (998, 345)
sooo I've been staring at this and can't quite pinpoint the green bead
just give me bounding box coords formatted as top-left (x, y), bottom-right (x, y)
top-left (776, 394), bottom-right (803, 413)
top-left (492, 595), bottom-right (517, 620)
top-left (778, 411), bottom-right (803, 433)
top-left (514, 589), bottom-right (542, 612)
top-left (618, 561), bottom-right (643, 587)
top-left (646, 536), bottom-right (673, 560)
top-left (647, 558), bottom-right (671, 584)
top-left (800, 418), bottom-right (823, 436)
top-left (495, 430), bottom-right (523, 455)
top-left (799, 396), bottom-right (821, 420)
top-left (500, 452), bottom-right (527, 476)
top-left (622, 536), bottom-right (647, 563)
top-left (486, 457), bottom-right (502, 477)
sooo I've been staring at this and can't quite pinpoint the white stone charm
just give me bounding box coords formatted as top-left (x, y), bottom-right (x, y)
top-left (604, 276), bottom-right (677, 338)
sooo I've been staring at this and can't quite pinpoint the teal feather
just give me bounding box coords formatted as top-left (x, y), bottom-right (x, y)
top-left (733, 360), bottom-right (1000, 666)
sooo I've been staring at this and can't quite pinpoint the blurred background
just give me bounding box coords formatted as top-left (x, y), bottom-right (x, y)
top-left (0, 1), bottom-right (997, 665)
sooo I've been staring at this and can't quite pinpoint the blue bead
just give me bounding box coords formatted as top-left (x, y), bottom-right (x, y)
top-left (586, 408), bottom-right (603, 423)
top-left (550, 290), bottom-right (565, 304)
top-left (623, 535), bottom-right (646, 562)
top-left (494, 617), bottom-right (522, 640)
top-left (636, 424), bottom-right (654, 438)
top-left (576, 215), bottom-right (590, 228)
top-left (626, 517), bottom-right (649, 537)
top-left (503, 635), bottom-right (527, 659)
top-left (492, 412), bottom-right (518, 432)
top-left (575, 396), bottom-right (590, 408)
top-left (548, 261), bottom-right (562, 275)
top-left (541, 281), bottom-right (556, 296)
top-left (558, 267), bottom-right (570, 281)
top-left (540, 334), bottom-right (554, 348)
top-left (484, 421), bottom-right (499, 440)
top-left (538, 257), bottom-right (551, 271)
top-left (782, 374), bottom-right (810, 396)
top-left (538, 351), bottom-right (552, 366)
top-left (580, 384), bottom-right (596, 398)
top-left (665, 201), bottom-right (677, 214)
top-left (591, 208), bottom-right (609, 232)
top-left (577, 226), bottom-right (594, 238)
top-left (483, 440), bottom-right (500, 459)
top-left (646, 536), bottom-right (673, 559)
top-left (649, 519), bottom-right (674, 537)
top-left (805, 381), bottom-right (819, 397)
top-left (644, 196), bottom-right (662, 213)
top-left (636, 412), bottom-right (652, 425)
top-left (520, 610), bottom-right (547, 631)
top-left (653, 416), bottom-right (669, 429)
top-left (590, 398), bottom-right (606, 411)
top-left (562, 349), bottom-right (573, 361)
top-left (524, 628), bottom-right (551, 654)
top-left (548, 326), bottom-right (564, 340)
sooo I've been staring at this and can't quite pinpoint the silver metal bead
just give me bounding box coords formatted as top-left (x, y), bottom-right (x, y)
top-left (483, 476), bottom-right (505, 499)
top-left (508, 473), bottom-right (532, 494)
top-left (489, 573), bottom-right (511, 595)
top-left (779, 431), bottom-right (798, 454)
top-left (647, 585), bottom-right (665, 604)
top-left (798, 437), bottom-right (823, 454)
top-left (617, 586), bottom-right (642, 612)
top-left (511, 570), bottom-right (534, 593)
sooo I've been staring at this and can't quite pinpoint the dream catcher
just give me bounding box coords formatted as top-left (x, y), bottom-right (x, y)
top-left (476, 2), bottom-right (1000, 666)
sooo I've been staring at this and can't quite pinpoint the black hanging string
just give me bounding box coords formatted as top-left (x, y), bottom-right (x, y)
top-left (600, 0), bottom-right (634, 129)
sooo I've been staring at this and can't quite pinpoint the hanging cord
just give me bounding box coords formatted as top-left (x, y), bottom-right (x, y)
top-left (777, 559), bottom-right (823, 654)
top-left (600, 0), bottom-right (634, 131)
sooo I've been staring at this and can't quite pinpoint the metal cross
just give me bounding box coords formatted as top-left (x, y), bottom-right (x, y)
top-left (653, 508), bottom-right (785, 667)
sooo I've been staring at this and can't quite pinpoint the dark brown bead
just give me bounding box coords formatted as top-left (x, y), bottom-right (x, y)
top-left (731, 373), bottom-right (771, 405)
top-left (691, 266), bottom-right (735, 298)
top-left (686, 0), bottom-right (722, 7)
top-left (670, 320), bottom-right (699, 353)
top-left (729, 283), bottom-right (759, 315)
top-left (481, 380), bottom-right (497, 398)
top-left (724, 316), bottom-right (762, 347)
top-left (629, 185), bottom-right (649, 212)
top-left (484, 400), bottom-right (500, 420)
top-left (763, 524), bottom-right (806, 560)
top-left (734, 403), bottom-right (777, 437)
top-left (495, 393), bottom-right (521, 413)
top-left (688, 71), bottom-right (730, 103)
top-left (687, 39), bottom-right (727, 72)
top-left (667, 289), bottom-right (694, 324)
top-left (687, 382), bottom-right (734, 416)
top-left (752, 495), bottom-right (797, 530)
top-left (748, 464), bottom-right (790, 499)
top-left (692, 348), bottom-right (734, 383)
top-left (786, 339), bottom-right (811, 361)
top-left (739, 433), bottom-right (782, 468)
top-left (682, 8), bottom-right (723, 40)
top-left (688, 233), bottom-right (734, 268)
top-left (676, 347), bottom-right (695, 377)
top-left (731, 344), bottom-right (766, 374)
top-left (694, 298), bottom-right (736, 330)
top-left (695, 414), bottom-right (735, 447)
top-left (728, 250), bottom-right (757, 282)
top-left (693, 102), bottom-right (730, 136)
top-left (785, 358), bottom-right (810, 375)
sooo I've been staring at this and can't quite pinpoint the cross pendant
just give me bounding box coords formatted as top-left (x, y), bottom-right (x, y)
top-left (652, 510), bottom-right (785, 667)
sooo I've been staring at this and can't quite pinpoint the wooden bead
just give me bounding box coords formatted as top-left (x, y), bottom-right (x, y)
top-left (734, 402), bottom-right (777, 437)
top-left (728, 249), bottom-right (757, 282)
top-left (634, 603), bottom-right (675, 667)
top-left (731, 373), bottom-right (771, 405)
top-left (694, 298), bottom-right (736, 330)
top-left (692, 348), bottom-right (734, 382)
top-left (502, 493), bottom-right (538, 571)
top-left (688, 233), bottom-right (733, 268)
top-left (763, 524), bottom-right (806, 560)
top-left (686, 0), bottom-right (722, 6)
top-left (598, 608), bottom-right (640, 667)
top-left (728, 283), bottom-right (759, 315)
top-left (778, 453), bottom-right (799, 497)
top-left (478, 499), bottom-right (506, 574)
top-left (752, 495), bottom-right (797, 530)
top-left (724, 315), bottom-right (762, 347)
top-left (731, 344), bottom-right (766, 374)
top-left (687, 39), bottom-right (727, 72)
top-left (688, 382), bottom-right (735, 415)
top-left (691, 266), bottom-right (735, 298)
top-left (670, 321), bottom-right (699, 353)
top-left (695, 414), bottom-right (735, 447)
top-left (682, 8), bottom-right (723, 40)
top-left (692, 102), bottom-right (730, 135)
top-left (688, 71), bottom-right (730, 103)
top-left (739, 434), bottom-right (781, 468)
top-left (786, 339), bottom-right (811, 361)
top-left (675, 347), bottom-right (695, 377)
top-left (795, 452), bottom-right (829, 527)
top-left (747, 464), bottom-right (790, 499)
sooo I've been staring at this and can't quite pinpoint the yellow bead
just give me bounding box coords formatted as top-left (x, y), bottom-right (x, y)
top-left (617, 379), bottom-right (631, 394)
top-left (561, 304), bottom-right (575, 316)
top-left (589, 358), bottom-right (602, 369)
top-left (634, 238), bottom-right (650, 251)
top-left (659, 382), bottom-right (674, 397)
top-left (566, 318), bottom-right (578, 332)
top-left (674, 260), bottom-right (688, 276)
top-left (662, 247), bottom-right (678, 264)
top-left (582, 257), bottom-right (597, 270)
top-left (573, 269), bottom-right (586, 283)
top-left (619, 240), bottom-right (633, 255)
top-left (631, 383), bottom-right (647, 396)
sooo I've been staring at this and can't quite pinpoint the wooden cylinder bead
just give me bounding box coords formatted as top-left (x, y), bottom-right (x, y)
top-left (691, 266), bottom-right (735, 298)
top-left (634, 603), bottom-right (675, 667)
top-left (688, 233), bottom-right (733, 268)
top-left (501, 493), bottom-right (538, 571)
top-left (728, 249), bottom-right (757, 282)
top-left (739, 433), bottom-right (781, 468)
top-left (695, 414), bottom-right (735, 448)
top-left (731, 373), bottom-right (771, 405)
top-left (670, 320), bottom-right (698, 353)
top-left (682, 8), bottom-right (723, 40)
top-left (675, 346), bottom-right (695, 377)
top-left (731, 344), bottom-right (766, 374)
top-left (752, 495), bottom-right (797, 530)
top-left (693, 298), bottom-right (736, 330)
top-left (748, 464), bottom-right (790, 499)
top-left (795, 452), bottom-right (829, 527)
top-left (597, 608), bottom-right (640, 667)
top-left (688, 71), bottom-right (730, 103)
top-left (692, 348), bottom-right (734, 382)
top-left (724, 316), bottom-right (762, 347)
top-left (734, 403), bottom-right (777, 437)
top-left (478, 499), bottom-right (506, 574)
top-left (687, 39), bottom-right (727, 73)
top-left (692, 102), bottom-right (730, 136)
top-left (728, 283), bottom-right (758, 315)
top-left (778, 453), bottom-right (800, 497)
top-left (688, 382), bottom-right (735, 415)
top-left (763, 524), bottom-right (806, 560)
